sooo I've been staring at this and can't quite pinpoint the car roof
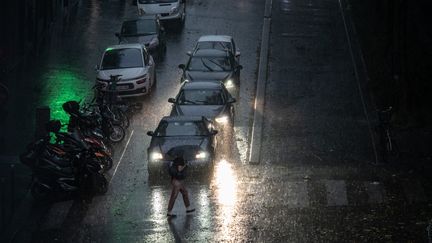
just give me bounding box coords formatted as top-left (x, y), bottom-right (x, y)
top-left (192, 49), bottom-right (229, 57)
top-left (105, 43), bottom-right (144, 50)
top-left (198, 35), bottom-right (232, 43)
top-left (161, 116), bottom-right (205, 122)
top-left (182, 81), bottom-right (223, 90)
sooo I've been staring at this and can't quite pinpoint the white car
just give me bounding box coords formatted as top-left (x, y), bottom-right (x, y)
top-left (137, 0), bottom-right (186, 26)
top-left (96, 44), bottom-right (156, 97)
top-left (188, 35), bottom-right (240, 64)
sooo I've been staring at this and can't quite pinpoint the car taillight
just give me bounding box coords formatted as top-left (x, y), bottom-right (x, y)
top-left (136, 78), bottom-right (146, 84)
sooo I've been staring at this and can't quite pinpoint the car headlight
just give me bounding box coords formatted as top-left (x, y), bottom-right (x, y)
top-left (215, 115), bottom-right (229, 124)
top-left (171, 6), bottom-right (179, 14)
top-left (225, 79), bottom-right (235, 88)
top-left (195, 151), bottom-right (208, 159)
top-left (150, 152), bottom-right (163, 161)
top-left (149, 37), bottom-right (159, 48)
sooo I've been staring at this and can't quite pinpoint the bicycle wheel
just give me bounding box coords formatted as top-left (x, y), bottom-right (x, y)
top-left (0, 82), bottom-right (9, 106)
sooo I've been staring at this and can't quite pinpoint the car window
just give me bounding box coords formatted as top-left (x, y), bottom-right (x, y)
top-left (178, 89), bottom-right (224, 105)
top-left (101, 48), bottom-right (143, 70)
top-left (188, 56), bottom-right (232, 72)
top-left (155, 121), bottom-right (208, 136)
top-left (197, 41), bottom-right (233, 53)
top-left (121, 20), bottom-right (157, 36)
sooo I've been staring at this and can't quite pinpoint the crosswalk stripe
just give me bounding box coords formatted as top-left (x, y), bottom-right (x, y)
top-left (324, 180), bottom-right (348, 206)
top-left (402, 179), bottom-right (427, 204)
top-left (364, 181), bottom-right (386, 204)
top-left (284, 181), bottom-right (309, 208)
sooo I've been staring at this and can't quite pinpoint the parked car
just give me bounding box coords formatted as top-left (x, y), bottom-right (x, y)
top-left (115, 16), bottom-right (167, 57)
top-left (147, 116), bottom-right (218, 177)
top-left (95, 44), bottom-right (156, 97)
top-left (178, 49), bottom-right (242, 89)
top-left (137, 0), bottom-right (186, 26)
top-left (188, 35), bottom-right (240, 63)
top-left (168, 81), bottom-right (236, 129)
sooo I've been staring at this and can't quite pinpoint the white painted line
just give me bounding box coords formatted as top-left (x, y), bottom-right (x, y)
top-left (249, 0), bottom-right (272, 164)
top-left (364, 181), bottom-right (386, 204)
top-left (110, 130), bottom-right (134, 183)
top-left (285, 181), bottom-right (309, 208)
top-left (337, 0), bottom-right (379, 164)
top-left (325, 180), bottom-right (348, 206)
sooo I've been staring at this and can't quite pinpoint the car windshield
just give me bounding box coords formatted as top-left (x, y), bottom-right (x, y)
top-left (101, 48), bottom-right (143, 70)
top-left (138, 0), bottom-right (178, 3)
top-left (188, 56), bottom-right (232, 72)
top-left (178, 89), bottom-right (224, 105)
top-left (121, 20), bottom-right (157, 36)
top-left (197, 41), bottom-right (233, 52)
top-left (155, 121), bottom-right (208, 136)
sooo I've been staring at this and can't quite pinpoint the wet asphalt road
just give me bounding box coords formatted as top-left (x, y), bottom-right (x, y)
top-left (2, 0), bottom-right (432, 242)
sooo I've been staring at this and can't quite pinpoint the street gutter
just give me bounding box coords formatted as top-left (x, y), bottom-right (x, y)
top-left (248, 0), bottom-right (272, 164)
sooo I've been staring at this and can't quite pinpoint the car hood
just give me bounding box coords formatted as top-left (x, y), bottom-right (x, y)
top-left (119, 34), bottom-right (157, 45)
top-left (97, 67), bottom-right (147, 81)
top-left (185, 71), bottom-right (231, 82)
top-left (173, 105), bottom-right (224, 119)
top-left (151, 137), bottom-right (209, 160)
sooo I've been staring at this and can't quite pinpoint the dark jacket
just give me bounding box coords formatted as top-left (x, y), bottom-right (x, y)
top-left (168, 161), bottom-right (187, 180)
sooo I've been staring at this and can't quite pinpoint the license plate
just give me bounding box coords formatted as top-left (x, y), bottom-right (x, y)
top-left (117, 85), bottom-right (129, 90)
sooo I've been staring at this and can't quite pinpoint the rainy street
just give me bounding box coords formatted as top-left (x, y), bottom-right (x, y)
top-left (1, 0), bottom-right (432, 242)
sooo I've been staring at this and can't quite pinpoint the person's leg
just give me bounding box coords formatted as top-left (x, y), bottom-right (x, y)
top-left (179, 182), bottom-right (195, 213)
top-left (179, 184), bottom-right (190, 207)
top-left (167, 179), bottom-right (181, 214)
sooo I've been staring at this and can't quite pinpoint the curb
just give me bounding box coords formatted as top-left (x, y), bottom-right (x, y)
top-left (248, 0), bottom-right (272, 164)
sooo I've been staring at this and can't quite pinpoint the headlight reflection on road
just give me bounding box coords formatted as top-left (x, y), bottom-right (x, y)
top-left (214, 159), bottom-right (238, 232)
top-left (150, 187), bottom-right (164, 220)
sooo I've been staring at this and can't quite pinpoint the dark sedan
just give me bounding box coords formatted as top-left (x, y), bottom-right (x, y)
top-left (168, 81), bottom-right (236, 129)
top-left (178, 49), bottom-right (242, 89)
top-left (115, 16), bottom-right (166, 57)
top-left (147, 116), bottom-right (218, 177)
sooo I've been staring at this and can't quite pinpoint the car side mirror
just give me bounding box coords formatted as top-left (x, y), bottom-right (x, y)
top-left (115, 32), bottom-right (120, 38)
top-left (186, 51), bottom-right (192, 56)
top-left (211, 130), bottom-right (218, 136)
top-left (228, 97), bottom-right (236, 103)
top-left (178, 64), bottom-right (186, 69)
top-left (147, 131), bottom-right (154, 136)
top-left (237, 65), bottom-right (243, 70)
top-left (168, 98), bottom-right (176, 103)
top-left (94, 64), bottom-right (99, 71)
top-left (235, 51), bottom-right (241, 57)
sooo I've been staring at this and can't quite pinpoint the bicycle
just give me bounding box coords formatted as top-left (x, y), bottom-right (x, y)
top-left (377, 106), bottom-right (399, 162)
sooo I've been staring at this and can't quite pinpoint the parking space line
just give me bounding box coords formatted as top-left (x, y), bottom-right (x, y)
top-left (110, 130), bottom-right (134, 183)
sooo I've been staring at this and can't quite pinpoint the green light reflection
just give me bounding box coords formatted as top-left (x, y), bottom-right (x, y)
top-left (38, 67), bottom-right (92, 129)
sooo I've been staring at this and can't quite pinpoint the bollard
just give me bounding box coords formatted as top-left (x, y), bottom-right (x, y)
top-left (10, 164), bottom-right (15, 221)
top-left (35, 106), bottom-right (50, 139)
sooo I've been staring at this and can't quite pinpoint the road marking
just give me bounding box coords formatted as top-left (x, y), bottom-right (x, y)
top-left (249, 0), bottom-right (272, 164)
top-left (337, 0), bottom-right (379, 164)
top-left (110, 130), bottom-right (134, 183)
top-left (364, 181), bottom-right (386, 204)
top-left (285, 181), bottom-right (309, 208)
top-left (325, 180), bottom-right (348, 206)
top-left (402, 180), bottom-right (427, 204)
